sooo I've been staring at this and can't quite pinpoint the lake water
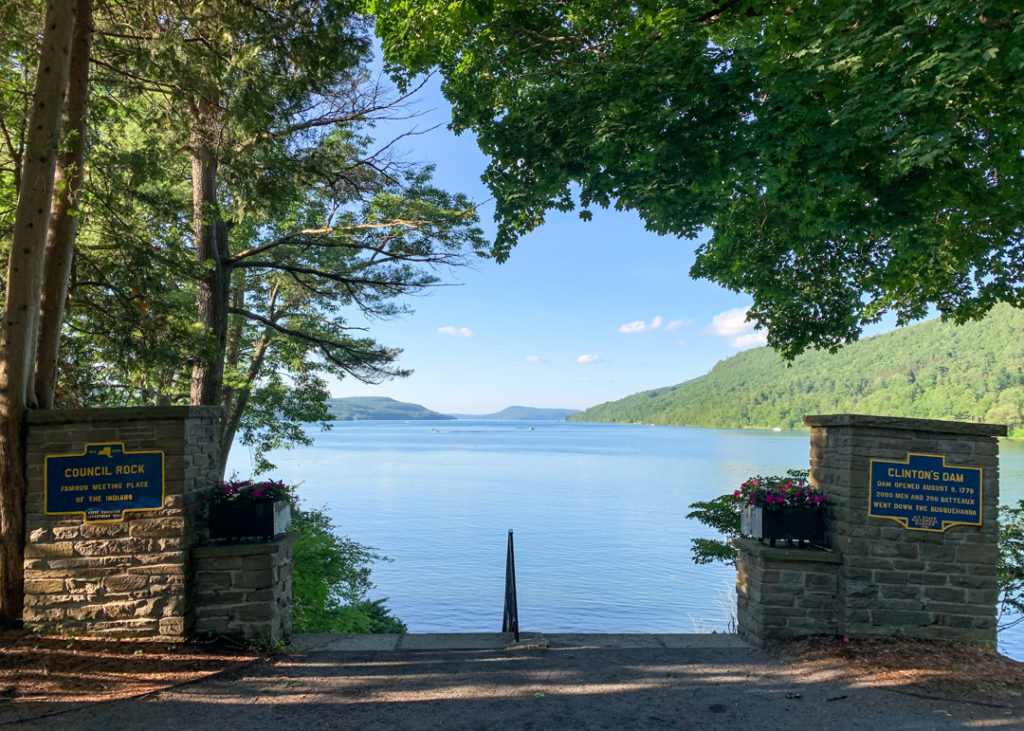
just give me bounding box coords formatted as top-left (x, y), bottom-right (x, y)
top-left (227, 420), bottom-right (1024, 659)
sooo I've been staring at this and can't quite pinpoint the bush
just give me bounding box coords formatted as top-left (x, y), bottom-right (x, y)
top-left (290, 500), bottom-right (407, 634)
top-left (999, 499), bottom-right (1024, 630)
top-left (686, 469), bottom-right (810, 565)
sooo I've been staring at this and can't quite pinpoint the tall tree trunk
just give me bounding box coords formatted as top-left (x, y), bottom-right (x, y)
top-left (35, 0), bottom-right (92, 409)
top-left (219, 282), bottom-right (245, 413)
top-left (218, 282), bottom-right (276, 475)
top-left (188, 110), bottom-right (230, 408)
top-left (218, 330), bottom-right (272, 475)
top-left (0, 0), bottom-right (76, 625)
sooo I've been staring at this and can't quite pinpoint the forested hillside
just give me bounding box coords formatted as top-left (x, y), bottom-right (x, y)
top-left (452, 406), bottom-right (579, 420)
top-left (570, 305), bottom-right (1024, 433)
top-left (326, 397), bottom-right (455, 421)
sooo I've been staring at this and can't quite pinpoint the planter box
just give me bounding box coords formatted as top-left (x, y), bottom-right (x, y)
top-left (741, 505), bottom-right (825, 547)
top-left (209, 500), bottom-right (291, 543)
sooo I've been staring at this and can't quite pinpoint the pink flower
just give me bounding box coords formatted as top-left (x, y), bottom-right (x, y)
top-left (734, 490), bottom-right (742, 498)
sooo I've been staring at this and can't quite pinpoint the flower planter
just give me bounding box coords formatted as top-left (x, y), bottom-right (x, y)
top-left (209, 500), bottom-right (291, 543)
top-left (741, 505), bottom-right (825, 547)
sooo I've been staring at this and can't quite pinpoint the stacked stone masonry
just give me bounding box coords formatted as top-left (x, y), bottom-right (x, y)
top-left (194, 533), bottom-right (295, 641)
top-left (23, 407), bottom-right (222, 638)
top-left (735, 538), bottom-right (842, 642)
top-left (737, 414), bottom-right (1005, 646)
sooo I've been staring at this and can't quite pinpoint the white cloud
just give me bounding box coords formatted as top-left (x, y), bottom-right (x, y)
top-left (525, 355), bottom-right (546, 364)
top-left (705, 307), bottom-right (767, 349)
top-left (704, 305), bottom-right (770, 348)
top-left (675, 339), bottom-right (691, 347)
top-left (707, 307), bottom-right (754, 337)
top-left (576, 354), bottom-right (601, 364)
top-left (438, 326), bottom-right (473, 338)
top-left (665, 319), bottom-right (692, 332)
top-left (618, 315), bottom-right (663, 334)
top-left (730, 331), bottom-right (769, 349)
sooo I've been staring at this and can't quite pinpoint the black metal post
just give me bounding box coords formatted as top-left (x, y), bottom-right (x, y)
top-left (502, 529), bottom-right (519, 641)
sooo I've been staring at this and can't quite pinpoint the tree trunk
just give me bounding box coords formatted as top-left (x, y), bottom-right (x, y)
top-left (218, 282), bottom-right (276, 475)
top-left (0, 0), bottom-right (77, 625)
top-left (188, 112), bottom-right (230, 408)
top-left (35, 0), bottom-right (92, 409)
top-left (218, 330), bottom-right (271, 475)
top-left (219, 282), bottom-right (245, 416)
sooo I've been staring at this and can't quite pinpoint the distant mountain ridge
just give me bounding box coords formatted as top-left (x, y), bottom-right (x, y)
top-left (451, 406), bottom-right (579, 420)
top-left (569, 304), bottom-right (1024, 433)
top-left (326, 397), bottom-right (455, 421)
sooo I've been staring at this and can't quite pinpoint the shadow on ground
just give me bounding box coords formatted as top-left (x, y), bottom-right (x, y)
top-left (5, 634), bottom-right (1023, 730)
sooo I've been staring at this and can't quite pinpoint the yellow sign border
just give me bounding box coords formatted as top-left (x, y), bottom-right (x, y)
top-left (868, 452), bottom-right (982, 532)
top-left (44, 441), bottom-right (166, 524)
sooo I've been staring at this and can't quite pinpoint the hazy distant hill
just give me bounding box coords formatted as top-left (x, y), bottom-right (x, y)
top-left (570, 304), bottom-right (1024, 433)
top-left (452, 406), bottom-right (580, 420)
top-left (326, 397), bottom-right (455, 421)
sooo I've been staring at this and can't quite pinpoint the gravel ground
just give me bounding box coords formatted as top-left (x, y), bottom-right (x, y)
top-left (4, 633), bottom-right (1022, 730)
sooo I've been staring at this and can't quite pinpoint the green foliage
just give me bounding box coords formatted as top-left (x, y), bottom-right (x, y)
top-left (290, 500), bottom-right (407, 634)
top-left (685, 496), bottom-right (741, 565)
top-left (686, 469), bottom-right (812, 565)
top-left (373, 0), bottom-right (1024, 357)
top-left (571, 305), bottom-right (1024, 432)
top-left (6, 1), bottom-right (488, 474)
top-left (999, 500), bottom-right (1024, 630)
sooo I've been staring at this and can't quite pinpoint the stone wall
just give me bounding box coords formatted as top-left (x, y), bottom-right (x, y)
top-left (193, 533), bottom-right (296, 641)
top-left (737, 414), bottom-right (1005, 646)
top-left (22, 407), bottom-right (222, 638)
top-left (735, 538), bottom-right (841, 643)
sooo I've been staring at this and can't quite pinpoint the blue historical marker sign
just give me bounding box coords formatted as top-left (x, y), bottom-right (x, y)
top-left (45, 442), bottom-right (165, 523)
top-left (868, 453), bottom-right (982, 532)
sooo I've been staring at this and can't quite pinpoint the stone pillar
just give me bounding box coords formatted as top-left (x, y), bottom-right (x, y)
top-left (23, 406), bottom-right (222, 638)
top-left (805, 414), bottom-right (1004, 643)
top-left (193, 533), bottom-right (296, 642)
top-left (735, 538), bottom-right (842, 644)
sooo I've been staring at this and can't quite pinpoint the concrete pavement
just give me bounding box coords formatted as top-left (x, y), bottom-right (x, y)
top-left (5, 633), bottom-right (1022, 730)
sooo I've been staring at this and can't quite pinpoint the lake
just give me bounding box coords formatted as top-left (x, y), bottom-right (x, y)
top-left (227, 420), bottom-right (1024, 659)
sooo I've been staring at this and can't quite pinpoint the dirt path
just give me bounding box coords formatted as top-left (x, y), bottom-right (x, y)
top-left (4, 633), bottom-right (1022, 730)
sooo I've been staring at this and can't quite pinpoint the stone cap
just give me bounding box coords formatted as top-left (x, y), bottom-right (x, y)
top-left (28, 405), bottom-right (224, 425)
top-left (733, 537), bottom-right (842, 564)
top-left (193, 531), bottom-right (298, 558)
top-left (803, 414), bottom-right (1007, 438)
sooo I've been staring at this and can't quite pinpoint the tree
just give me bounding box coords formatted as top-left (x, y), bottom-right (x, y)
top-left (35, 0), bottom-right (92, 408)
top-left (54, 0), bottom-right (485, 472)
top-left (0, 0), bottom-right (483, 622)
top-left (0, 0), bottom-right (78, 623)
top-left (372, 0), bottom-right (1024, 357)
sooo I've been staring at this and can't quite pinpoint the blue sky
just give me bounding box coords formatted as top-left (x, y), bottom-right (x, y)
top-left (333, 73), bottom-right (789, 414)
